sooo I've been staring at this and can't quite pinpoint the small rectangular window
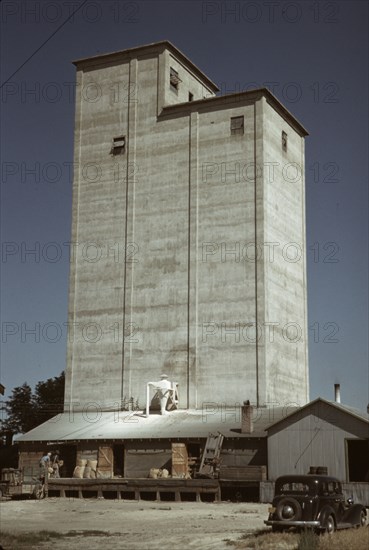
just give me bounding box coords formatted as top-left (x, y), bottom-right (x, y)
top-left (189, 92), bottom-right (194, 102)
top-left (282, 131), bottom-right (288, 152)
top-left (111, 136), bottom-right (125, 155)
top-left (231, 116), bottom-right (244, 135)
top-left (170, 67), bottom-right (181, 93)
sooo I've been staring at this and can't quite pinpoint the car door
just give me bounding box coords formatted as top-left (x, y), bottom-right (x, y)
top-left (327, 480), bottom-right (345, 523)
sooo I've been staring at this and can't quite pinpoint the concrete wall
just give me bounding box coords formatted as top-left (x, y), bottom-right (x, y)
top-left (192, 100), bottom-right (257, 408)
top-left (261, 99), bottom-right (308, 407)
top-left (64, 58), bottom-right (132, 409)
top-left (65, 46), bottom-right (210, 411)
top-left (64, 43), bottom-right (308, 412)
top-left (163, 50), bottom-right (215, 107)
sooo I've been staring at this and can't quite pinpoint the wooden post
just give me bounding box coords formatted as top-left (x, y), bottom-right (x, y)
top-left (44, 468), bottom-right (49, 498)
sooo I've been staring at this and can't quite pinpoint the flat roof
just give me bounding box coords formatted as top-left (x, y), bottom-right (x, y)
top-left (72, 40), bottom-right (219, 93)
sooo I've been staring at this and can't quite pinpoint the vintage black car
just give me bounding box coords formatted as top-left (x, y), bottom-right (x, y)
top-left (265, 475), bottom-right (367, 533)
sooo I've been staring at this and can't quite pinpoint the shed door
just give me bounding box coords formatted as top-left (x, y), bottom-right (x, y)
top-left (346, 439), bottom-right (369, 481)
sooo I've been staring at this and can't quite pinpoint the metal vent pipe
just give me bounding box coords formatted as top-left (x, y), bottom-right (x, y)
top-left (334, 383), bottom-right (341, 403)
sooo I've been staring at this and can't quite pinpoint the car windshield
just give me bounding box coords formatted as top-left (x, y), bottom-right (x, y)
top-left (277, 482), bottom-right (310, 494)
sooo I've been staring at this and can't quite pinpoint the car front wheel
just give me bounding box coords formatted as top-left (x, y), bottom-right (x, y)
top-left (33, 484), bottom-right (45, 500)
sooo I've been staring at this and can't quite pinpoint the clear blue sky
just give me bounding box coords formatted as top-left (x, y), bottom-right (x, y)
top-left (1, 0), bottom-right (368, 411)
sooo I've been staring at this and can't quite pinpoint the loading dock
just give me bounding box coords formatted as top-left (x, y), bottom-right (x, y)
top-left (47, 477), bottom-right (221, 502)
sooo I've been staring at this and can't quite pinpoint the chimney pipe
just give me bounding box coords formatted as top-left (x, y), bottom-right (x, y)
top-left (334, 384), bottom-right (341, 403)
top-left (241, 401), bottom-right (254, 433)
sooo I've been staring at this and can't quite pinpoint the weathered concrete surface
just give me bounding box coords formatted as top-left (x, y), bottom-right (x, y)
top-left (64, 41), bottom-right (308, 413)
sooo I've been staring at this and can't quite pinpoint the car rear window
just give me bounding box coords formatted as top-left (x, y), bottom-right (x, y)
top-left (278, 482), bottom-right (310, 493)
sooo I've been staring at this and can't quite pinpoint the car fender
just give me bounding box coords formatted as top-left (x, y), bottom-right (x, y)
top-left (317, 505), bottom-right (336, 528)
top-left (343, 504), bottom-right (367, 525)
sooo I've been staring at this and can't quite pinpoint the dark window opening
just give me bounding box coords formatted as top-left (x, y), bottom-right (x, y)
top-left (282, 131), bottom-right (288, 152)
top-left (113, 444), bottom-right (124, 477)
top-left (111, 136), bottom-right (125, 155)
top-left (170, 67), bottom-right (181, 93)
top-left (231, 116), bottom-right (244, 135)
top-left (321, 481), bottom-right (341, 496)
top-left (189, 92), bottom-right (194, 102)
top-left (187, 442), bottom-right (201, 476)
top-left (59, 445), bottom-right (77, 478)
top-left (346, 439), bottom-right (369, 481)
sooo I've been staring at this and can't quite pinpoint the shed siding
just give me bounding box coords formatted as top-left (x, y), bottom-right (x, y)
top-left (124, 441), bottom-right (172, 478)
top-left (268, 402), bottom-right (369, 481)
top-left (220, 439), bottom-right (267, 467)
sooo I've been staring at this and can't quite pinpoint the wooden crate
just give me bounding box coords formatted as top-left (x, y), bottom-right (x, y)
top-left (172, 443), bottom-right (189, 478)
top-left (97, 446), bottom-right (113, 478)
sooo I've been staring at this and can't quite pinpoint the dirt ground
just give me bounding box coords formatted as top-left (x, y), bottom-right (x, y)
top-left (0, 498), bottom-right (270, 549)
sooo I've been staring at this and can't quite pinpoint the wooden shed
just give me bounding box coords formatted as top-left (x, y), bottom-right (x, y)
top-left (15, 406), bottom-right (286, 501)
top-left (264, 398), bottom-right (369, 505)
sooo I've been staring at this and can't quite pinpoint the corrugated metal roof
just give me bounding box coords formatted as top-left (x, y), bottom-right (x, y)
top-left (326, 399), bottom-right (369, 423)
top-left (15, 406), bottom-right (297, 443)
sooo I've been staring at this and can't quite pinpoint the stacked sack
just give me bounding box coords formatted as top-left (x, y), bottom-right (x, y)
top-left (149, 468), bottom-right (170, 479)
top-left (73, 458), bottom-right (98, 479)
top-left (85, 459), bottom-right (98, 479)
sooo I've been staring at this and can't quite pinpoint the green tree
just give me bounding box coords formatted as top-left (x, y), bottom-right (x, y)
top-left (34, 372), bottom-right (65, 425)
top-left (0, 372), bottom-right (65, 439)
top-left (1, 383), bottom-right (34, 435)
